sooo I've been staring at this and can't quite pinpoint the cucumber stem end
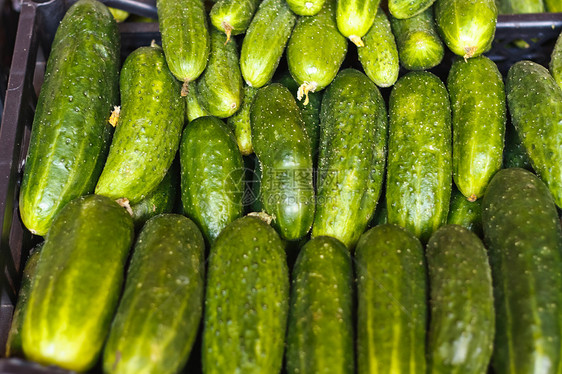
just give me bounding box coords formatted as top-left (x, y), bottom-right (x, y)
top-left (349, 35), bottom-right (365, 47)
top-left (297, 81), bottom-right (317, 106)
top-left (181, 80), bottom-right (190, 97)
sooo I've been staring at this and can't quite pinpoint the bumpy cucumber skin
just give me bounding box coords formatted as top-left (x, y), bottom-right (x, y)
top-left (336, 0), bottom-right (379, 43)
top-left (426, 224), bottom-right (495, 374)
top-left (210, 0), bottom-right (261, 36)
top-left (202, 216), bottom-right (289, 374)
top-left (448, 56), bottom-right (506, 201)
top-left (390, 8), bottom-right (444, 71)
top-left (356, 224), bottom-right (427, 374)
top-left (358, 9), bottom-right (399, 88)
top-left (313, 68), bottom-right (387, 249)
top-left (227, 84), bottom-right (258, 155)
top-left (506, 60), bottom-right (562, 208)
top-left (251, 84), bottom-right (315, 241)
top-left (22, 195), bottom-right (134, 372)
top-left (157, 0), bottom-right (210, 85)
top-left (286, 236), bottom-right (354, 374)
top-left (197, 29), bottom-right (244, 118)
top-left (434, 0), bottom-right (497, 58)
top-left (19, 0), bottom-right (119, 236)
top-left (240, 0), bottom-right (296, 88)
top-left (389, 0), bottom-right (436, 18)
top-left (130, 168), bottom-right (177, 229)
top-left (482, 168), bottom-right (562, 374)
top-left (186, 83), bottom-right (211, 122)
top-left (5, 246), bottom-right (41, 358)
top-left (103, 214), bottom-right (205, 374)
top-left (386, 71), bottom-right (452, 243)
top-left (287, 0), bottom-right (347, 92)
top-left (447, 187), bottom-right (482, 237)
top-left (95, 45), bottom-right (185, 204)
top-left (550, 32), bottom-right (562, 90)
top-left (288, 0), bottom-right (326, 15)
top-left (180, 116), bottom-right (244, 244)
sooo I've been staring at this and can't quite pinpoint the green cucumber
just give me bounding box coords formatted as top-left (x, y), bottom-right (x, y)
top-left (286, 236), bottom-right (354, 374)
top-left (390, 8), bottom-right (444, 71)
top-left (186, 83), bottom-right (211, 122)
top-left (18, 0), bottom-right (119, 236)
top-left (209, 0), bottom-right (261, 40)
top-left (447, 187), bottom-right (483, 237)
top-left (386, 71), bottom-right (452, 243)
top-left (287, 0), bottom-right (326, 15)
top-left (22, 195), bottom-right (134, 372)
top-left (240, 0), bottom-right (296, 88)
top-left (227, 84), bottom-right (258, 155)
top-left (546, 0), bottom-right (562, 11)
top-left (336, 0), bottom-right (379, 46)
top-left (355, 224), bottom-right (427, 373)
top-left (197, 29), bottom-right (244, 118)
top-left (506, 60), bottom-right (562, 208)
top-left (434, 0), bottom-right (497, 59)
top-left (313, 68), bottom-right (387, 249)
top-left (5, 245), bottom-right (42, 358)
top-left (448, 56), bottom-right (506, 201)
top-left (389, 0), bottom-right (436, 19)
top-left (482, 168), bottom-right (562, 373)
top-left (103, 214), bottom-right (205, 374)
top-left (358, 8), bottom-right (399, 88)
top-left (95, 45), bottom-right (184, 204)
top-left (503, 120), bottom-right (532, 170)
top-left (180, 116), bottom-right (244, 244)
top-left (251, 84), bottom-right (315, 241)
top-left (286, 0), bottom-right (347, 103)
top-left (496, 0), bottom-right (544, 13)
top-left (426, 224), bottom-right (495, 373)
top-left (202, 215), bottom-right (289, 373)
top-left (109, 7), bottom-right (129, 22)
top-left (550, 31), bottom-right (562, 90)
top-left (157, 0), bottom-right (210, 94)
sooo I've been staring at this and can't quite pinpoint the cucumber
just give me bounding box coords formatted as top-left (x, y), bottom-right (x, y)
top-left (197, 29), bottom-right (244, 118)
top-left (355, 224), bottom-right (427, 374)
top-left (336, 0), bottom-right (380, 46)
top-left (312, 68), bottom-right (387, 249)
top-left (180, 116), bottom-right (244, 244)
top-left (22, 195), bottom-right (134, 372)
top-left (287, 0), bottom-right (326, 15)
top-left (426, 224), bottom-right (495, 373)
top-left (448, 56), bottom-right (506, 201)
top-left (209, 0), bottom-right (261, 41)
top-left (434, 0), bottom-right (497, 59)
top-left (447, 187), bottom-right (483, 237)
top-left (357, 8), bottom-right (399, 88)
top-left (240, 0), bottom-right (296, 88)
top-left (482, 168), bottom-right (562, 373)
top-left (251, 84), bottom-right (315, 241)
top-left (95, 45), bottom-right (185, 204)
top-left (18, 0), bottom-right (119, 236)
top-left (496, 0), bottom-right (544, 13)
top-left (186, 83), bottom-right (211, 122)
top-left (389, 8), bottom-right (444, 71)
top-left (545, 0), bottom-right (562, 11)
top-left (227, 84), bottom-right (258, 155)
top-left (103, 214), bottom-right (205, 374)
top-left (389, 0), bottom-right (436, 19)
top-left (286, 0), bottom-right (347, 104)
top-left (157, 0), bottom-right (210, 95)
top-left (286, 236), bottom-right (354, 374)
top-left (386, 71), bottom-right (452, 243)
top-left (503, 120), bottom-right (533, 170)
top-left (202, 215), bottom-right (289, 373)
top-left (506, 60), bottom-right (562, 208)
top-left (5, 245), bottom-right (42, 358)
top-left (109, 7), bottom-right (129, 22)
top-left (551, 31), bottom-right (562, 90)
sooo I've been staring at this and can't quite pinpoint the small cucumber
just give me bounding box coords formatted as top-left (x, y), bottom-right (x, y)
top-left (358, 8), bottom-right (399, 88)
top-left (157, 0), bottom-right (210, 94)
top-left (95, 45), bottom-right (185, 204)
top-left (386, 71), bottom-right (452, 243)
top-left (356, 224), bottom-right (427, 374)
top-left (286, 236), bottom-right (354, 374)
top-left (227, 84), bottom-right (258, 155)
top-left (202, 216), bottom-right (289, 374)
top-left (240, 0), bottom-right (296, 88)
top-left (506, 60), bottom-right (562, 208)
top-left (103, 214), bottom-right (205, 374)
top-left (180, 116), bottom-right (244, 244)
top-left (434, 0), bottom-right (497, 59)
top-left (18, 0), bottom-right (119, 236)
top-left (197, 29), bottom-right (244, 118)
top-left (313, 68), bottom-right (387, 249)
top-left (502, 120), bottom-right (533, 170)
top-left (336, 0), bottom-right (380, 46)
top-left (426, 224), bottom-right (495, 373)
top-left (22, 195), bottom-right (134, 372)
top-left (390, 7), bottom-right (444, 71)
top-left (287, 0), bottom-right (326, 15)
top-left (448, 56), bottom-right (506, 201)
top-left (286, 0), bottom-right (347, 103)
top-left (482, 168), bottom-right (562, 373)
top-left (186, 83), bottom-right (211, 122)
top-left (550, 31), bottom-right (562, 90)
top-left (447, 187), bottom-right (483, 237)
top-left (209, 0), bottom-right (261, 40)
top-left (389, 0), bottom-right (436, 19)
top-left (251, 84), bottom-right (315, 241)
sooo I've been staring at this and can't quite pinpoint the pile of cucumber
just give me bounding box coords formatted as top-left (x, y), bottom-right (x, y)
top-left (5, 0), bottom-right (562, 372)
